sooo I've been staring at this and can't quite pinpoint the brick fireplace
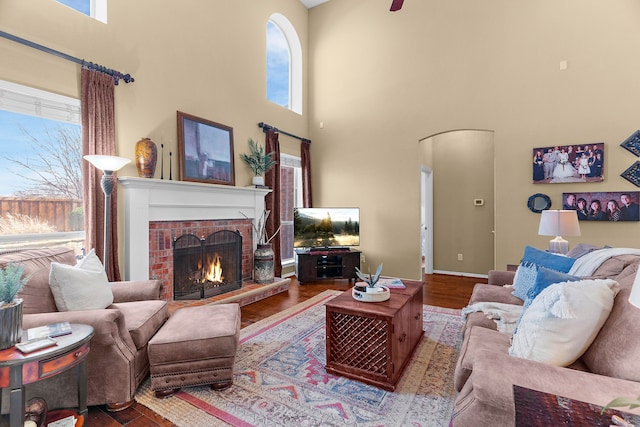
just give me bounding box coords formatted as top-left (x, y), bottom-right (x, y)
top-left (118, 177), bottom-right (271, 301)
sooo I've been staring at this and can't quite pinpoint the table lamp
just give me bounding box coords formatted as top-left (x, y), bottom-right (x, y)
top-left (537, 209), bottom-right (581, 255)
top-left (83, 155), bottom-right (130, 270)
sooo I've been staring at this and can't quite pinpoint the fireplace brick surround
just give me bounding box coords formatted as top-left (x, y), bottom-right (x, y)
top-left (149, 219), bottom-right (253, 300)
top-left (119, 177), bottom-right (274, 301)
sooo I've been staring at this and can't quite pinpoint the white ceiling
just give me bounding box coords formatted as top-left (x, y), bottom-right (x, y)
top-left (299, 0), bottom-right (330, 8)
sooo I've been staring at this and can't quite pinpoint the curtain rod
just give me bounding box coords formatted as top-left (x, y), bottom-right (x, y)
top-left (0, 30), bottom-right (134, 85)
top-left (258, 122), bottom-right (311, 143)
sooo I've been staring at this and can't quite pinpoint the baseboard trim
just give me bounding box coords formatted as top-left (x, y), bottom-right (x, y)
top-left (432, 270), bottom-right (488, 279)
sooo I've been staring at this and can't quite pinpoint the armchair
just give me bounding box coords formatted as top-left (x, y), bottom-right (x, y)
top-left (0, 247), bottom-right (168, 411)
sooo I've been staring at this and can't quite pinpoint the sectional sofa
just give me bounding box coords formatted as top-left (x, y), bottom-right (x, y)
top-left (451, 246), bottom-right (640, 426)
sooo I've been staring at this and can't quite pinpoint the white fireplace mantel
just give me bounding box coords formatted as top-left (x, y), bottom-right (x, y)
top-left (118, 177), bottom-right (270, 281)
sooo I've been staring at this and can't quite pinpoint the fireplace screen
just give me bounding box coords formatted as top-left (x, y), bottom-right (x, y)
top-left (173, 230), bottom-right (243, 300)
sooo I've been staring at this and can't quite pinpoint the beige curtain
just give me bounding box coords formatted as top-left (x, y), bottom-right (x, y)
top-left (81, 68), bottom-right (121, 281)
top-left (264, 130), bottom-right (282, 278)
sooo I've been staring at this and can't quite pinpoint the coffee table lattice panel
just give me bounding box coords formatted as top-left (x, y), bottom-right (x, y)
top-left (328, 312), bottom-right (388, 375)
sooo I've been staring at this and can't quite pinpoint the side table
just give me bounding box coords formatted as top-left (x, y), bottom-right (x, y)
top-left (0, 323), bottom-right (93, 427)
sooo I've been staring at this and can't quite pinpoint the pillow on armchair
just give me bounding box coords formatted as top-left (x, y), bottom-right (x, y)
top-left (49, 249), bottom-right (114, 311)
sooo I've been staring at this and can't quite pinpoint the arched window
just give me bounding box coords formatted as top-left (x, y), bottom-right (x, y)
top-left (56, 0), bottom-right (107, 23)
top-left (267, 14), bottom-right (302, 114)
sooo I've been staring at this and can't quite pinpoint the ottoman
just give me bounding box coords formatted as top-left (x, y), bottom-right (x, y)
top-left (148, 303), bottom-right (240, 397)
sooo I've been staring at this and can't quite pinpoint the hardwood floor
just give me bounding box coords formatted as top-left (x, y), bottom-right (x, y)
top-left (86, 273), bottom-right (481, 426)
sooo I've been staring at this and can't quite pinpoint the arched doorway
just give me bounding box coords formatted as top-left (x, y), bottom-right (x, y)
top-left (420, 130), bottom-right (495, 276)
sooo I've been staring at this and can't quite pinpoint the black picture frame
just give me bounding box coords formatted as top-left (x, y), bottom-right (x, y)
top-left (620, 130), bottom-right (640, 157)
top-left (177, 111), bottom-right (235, 186)
top-left (621, 161), bottom-right (640, 187)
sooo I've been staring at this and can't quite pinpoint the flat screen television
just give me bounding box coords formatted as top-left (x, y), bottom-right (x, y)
top-left (294, 207), bottom-right (360, 248)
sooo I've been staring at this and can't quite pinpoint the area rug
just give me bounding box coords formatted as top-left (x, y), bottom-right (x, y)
top-left (135, 290), bottom-right (464, 426)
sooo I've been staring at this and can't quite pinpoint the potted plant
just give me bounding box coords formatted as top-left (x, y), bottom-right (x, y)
top-left (240, 138), bottom-right (277, 187)
top-left (353, 263), bottom-right (391, 302)
top-left (0, 262), bottom-right (29, 349)
top-left (241, 210), bottom-right (281, 284)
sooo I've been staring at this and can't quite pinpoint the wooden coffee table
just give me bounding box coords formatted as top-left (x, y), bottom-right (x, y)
top-left (325, 280), bottom-right (423, 391)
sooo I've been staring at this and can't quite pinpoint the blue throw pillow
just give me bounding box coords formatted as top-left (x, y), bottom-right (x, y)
top-left (513, 266), bottom-right (580, 333)
top-left (511, 246), bottom-right (576, 301)
top-left (523, 267), bottom-right (580, 311)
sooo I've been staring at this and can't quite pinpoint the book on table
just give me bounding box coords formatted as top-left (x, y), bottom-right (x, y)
top-left (27, 321), bottom-right (72, 341)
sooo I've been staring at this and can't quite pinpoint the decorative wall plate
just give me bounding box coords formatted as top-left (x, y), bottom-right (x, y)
top-left (620, 130), bottom-right (640, 157)
top-left (621, 161), bottom-right (640, 187)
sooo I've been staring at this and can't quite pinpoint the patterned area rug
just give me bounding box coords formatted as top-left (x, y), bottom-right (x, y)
top-left (135, 290), bottom-right (464, 426)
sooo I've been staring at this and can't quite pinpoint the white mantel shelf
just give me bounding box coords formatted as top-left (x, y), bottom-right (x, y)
top-left (118, 176), bottom-right (271, 281)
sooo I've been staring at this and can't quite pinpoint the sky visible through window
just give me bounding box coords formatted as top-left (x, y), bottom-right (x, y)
top-left (0, 111), bottom-right (80, 196)
top-left (56, 0), bottom-right (90, 15)
top-left (267, 21), bottom-right (290, 108)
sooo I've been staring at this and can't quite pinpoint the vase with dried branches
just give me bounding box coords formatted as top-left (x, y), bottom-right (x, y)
top-left (241, 210), bottom-right (281, 283)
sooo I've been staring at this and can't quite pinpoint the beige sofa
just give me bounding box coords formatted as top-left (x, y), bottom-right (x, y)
top-left (451, 251), bottom-right (640, 426)
top-left (0, 247), bottom-right (168, 411)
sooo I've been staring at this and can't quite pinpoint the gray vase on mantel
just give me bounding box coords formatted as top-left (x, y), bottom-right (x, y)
top-left (0, 298), bottom-right (23, 350)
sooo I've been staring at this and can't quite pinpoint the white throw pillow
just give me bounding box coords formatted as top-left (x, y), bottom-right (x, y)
top-left (49, 249), bottom-right (114, 311)
top-left (509, 278), bottom-right (619, 366)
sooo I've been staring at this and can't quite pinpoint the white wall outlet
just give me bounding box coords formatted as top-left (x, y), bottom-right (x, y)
top-left (457, 253), bottom-right (463, 261)
top-left (361, 253), bottom-right (366, 264)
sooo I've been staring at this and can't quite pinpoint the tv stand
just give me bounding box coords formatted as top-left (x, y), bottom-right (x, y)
top-left (295, 248), bottom-right (361, 285)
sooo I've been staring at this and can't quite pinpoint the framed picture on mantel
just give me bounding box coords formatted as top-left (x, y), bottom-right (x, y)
top-left (177, 111), bottom-right (235, 186)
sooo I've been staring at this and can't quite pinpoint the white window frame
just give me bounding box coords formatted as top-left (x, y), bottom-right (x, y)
top-left (280, 153), bottom-right (302, 266)
top-left (0, 80), bottom-right (80, 125)
top-left (268, 13), bottom-right (302, 115)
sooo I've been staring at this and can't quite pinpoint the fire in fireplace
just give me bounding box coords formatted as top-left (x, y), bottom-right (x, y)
top-left (173, 230), bottom-right (243, 300)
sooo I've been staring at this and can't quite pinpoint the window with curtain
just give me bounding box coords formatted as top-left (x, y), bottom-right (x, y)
top-left (55, 0), bottom-right (107, 23)
top-left (0, 80), bottom-right (84, 255)
top-left (266, 13), bottom-right (302, 114)
top-left (280, 154), bottom-right (303, 264)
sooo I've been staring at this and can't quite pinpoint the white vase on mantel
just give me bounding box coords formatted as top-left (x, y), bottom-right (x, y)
top-left (252, 176), bottom-right (265, 186)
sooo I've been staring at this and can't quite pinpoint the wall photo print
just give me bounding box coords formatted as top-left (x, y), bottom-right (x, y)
top-left (562, 191), bottom-right (640, 222)
top-left (533, 143), bottom-right (605, 184)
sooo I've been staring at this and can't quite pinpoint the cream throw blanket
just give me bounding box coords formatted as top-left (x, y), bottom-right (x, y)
top-left (568, 247), bottom-right (640, 276)
top-left (461, 302), bottom-right (523, 334)
top-left (462, 247), bottom-right (640, 334)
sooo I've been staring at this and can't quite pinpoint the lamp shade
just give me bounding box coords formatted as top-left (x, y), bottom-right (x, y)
top-left (84, 155), bottom-right (130, 172)
top-left (538, 210), bottom-right (581, 237)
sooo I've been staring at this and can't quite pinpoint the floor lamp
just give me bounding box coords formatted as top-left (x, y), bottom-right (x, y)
top-left (83, 155), bottom-right (130, 271)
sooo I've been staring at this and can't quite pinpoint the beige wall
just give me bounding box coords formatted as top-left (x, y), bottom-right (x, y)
top-left (0, 0), bottom-right (309, 274)
top-left (3, 0), bottom-right (640, 280)
top-left (309, 0), bottom-right (640, 277)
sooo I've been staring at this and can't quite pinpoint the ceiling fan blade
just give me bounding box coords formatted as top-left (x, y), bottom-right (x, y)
top-left (390, 0), bottom-right (404, 11)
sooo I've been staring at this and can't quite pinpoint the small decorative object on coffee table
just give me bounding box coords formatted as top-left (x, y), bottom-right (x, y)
top-left (353, 263), bottom-right (390, 302)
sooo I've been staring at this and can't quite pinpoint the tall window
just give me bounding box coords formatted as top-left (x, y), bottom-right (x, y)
top-left (280, 154), bottom-right (302, 264)
top-left (55, 0), bottom-right (107, 23)
top-left (266, 13), bottom-right (302, 114)
top-left (0, 80), bottom-right (83, 254)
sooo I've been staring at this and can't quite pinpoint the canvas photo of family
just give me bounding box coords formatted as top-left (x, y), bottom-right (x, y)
top-left (533, 143), bottom-right (605, 184)
top-left (562, 191), bottom-right (640, 222)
